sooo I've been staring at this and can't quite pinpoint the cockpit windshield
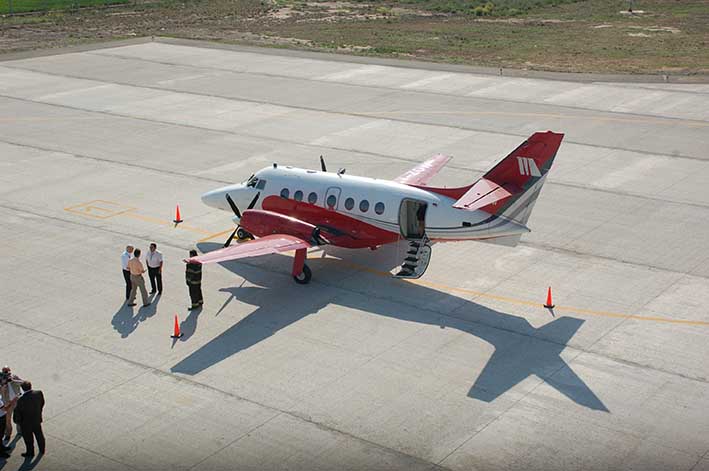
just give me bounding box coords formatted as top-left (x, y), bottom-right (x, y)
top-left (245, 174), bottom-right (266, 190)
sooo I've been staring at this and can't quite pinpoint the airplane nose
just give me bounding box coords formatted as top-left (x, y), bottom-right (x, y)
top-left (201, 183), bottom-right (246, 211)
top-left (201, 188), bottom-right (225, 209)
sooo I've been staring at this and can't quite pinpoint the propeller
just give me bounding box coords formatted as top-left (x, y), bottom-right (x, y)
top-left (225, 193), bottom-right (241, 219)
top-left (224, 192), bottom-right (260, 247)
top-left (320, 155), bottom-right (327, 172)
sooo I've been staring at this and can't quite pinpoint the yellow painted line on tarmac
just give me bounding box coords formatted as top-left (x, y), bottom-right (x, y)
top-left (364, 110), bottom-right (709, 129)
top-left (122, 212), bottom-right (213, 235)
top-left (336, 260), bottom-right (709, 327)
top-left (64, 200), bottom-right (214, 236)
top-left (64, 199), bottom-right (709, 327)
top-left (197, 228), bottom-right (235, 243)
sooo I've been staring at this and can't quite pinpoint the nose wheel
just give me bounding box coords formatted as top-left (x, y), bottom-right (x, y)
top-left (236, 227), bottom-right (253, 241)
top-left (293, 264), bottom-right (312, 284)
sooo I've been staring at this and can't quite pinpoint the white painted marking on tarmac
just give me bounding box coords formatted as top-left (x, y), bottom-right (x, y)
top-left (400, 73), bottom-right (455, 89)
top-left (309, 120), bottom-right (391, 146)
top-left (315, 65), bottom-right (389, 81)
top-left (157, 74), bottom-right (210, 85)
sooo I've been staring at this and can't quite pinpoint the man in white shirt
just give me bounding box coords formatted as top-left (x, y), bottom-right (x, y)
top-left (121, 245), bottom-right (134, 300)
top-left (146, 243), bottom-right (164, 295)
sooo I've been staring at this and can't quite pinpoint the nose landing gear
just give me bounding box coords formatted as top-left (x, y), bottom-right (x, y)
top-left (236, 227), bottom-right (253, 241)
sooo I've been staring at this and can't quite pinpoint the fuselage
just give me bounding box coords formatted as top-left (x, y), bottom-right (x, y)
top-left (201, 165), bottom-right (529, 248)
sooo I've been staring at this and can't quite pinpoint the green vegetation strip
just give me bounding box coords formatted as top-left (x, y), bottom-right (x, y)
top-left (1, 0), bottom-right (127, 14)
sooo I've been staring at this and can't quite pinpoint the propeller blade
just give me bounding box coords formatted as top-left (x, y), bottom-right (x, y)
top-left (224, 227), bottom-right (239, 248)
top-left (247, 192), bottom-right (260, 210)
top-left (225, 193), bottom-right (241, 219)
top-left (320, 155), bottom-right (327, 172)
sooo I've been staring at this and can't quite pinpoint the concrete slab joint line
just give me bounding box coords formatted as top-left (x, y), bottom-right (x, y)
top-left (1, 69), bottom-right (706, 163)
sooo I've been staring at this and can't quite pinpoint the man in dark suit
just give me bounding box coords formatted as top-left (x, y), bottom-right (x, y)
top-left (13, 382), bottom-right (45, 458)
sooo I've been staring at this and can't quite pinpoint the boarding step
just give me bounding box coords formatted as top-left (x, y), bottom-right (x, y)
top-left (394, 236), bottom-right (432, 279)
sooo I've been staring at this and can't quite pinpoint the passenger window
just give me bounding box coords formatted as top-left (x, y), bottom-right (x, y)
top-left (344, 198), bottom-right (354, 210)
top-left (280, 188), bottom-right (289, 199)
top-left (327, 195), bottom-right (337, 208)
top-left (359, 200), bottom-right (369, 212)
top-left (308, 192), bottom-right (318, 204)
top-left (294, 190), bottom-right (303, 202)
top-left (375, 202), bottom-right (385, 215)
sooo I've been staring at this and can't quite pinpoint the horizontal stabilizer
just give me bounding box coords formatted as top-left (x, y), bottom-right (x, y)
top-left (452, 178), bottom-right (521, 212)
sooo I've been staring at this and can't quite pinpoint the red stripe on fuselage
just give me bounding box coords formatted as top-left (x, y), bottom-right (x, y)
top-left (259, 195), bottom-right (400, 248)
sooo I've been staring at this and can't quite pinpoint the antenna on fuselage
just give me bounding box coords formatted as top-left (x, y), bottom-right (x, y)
top-left (273, 163), bottom-right (277, 168)
top-left (337, 168), bottom-right (346, 176)
top-left (320, 155), bottom-right (327, 172)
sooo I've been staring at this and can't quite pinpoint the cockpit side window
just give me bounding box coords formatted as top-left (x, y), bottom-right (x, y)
top-left (246, 174), bottom-right (259, 188)
top-left (256, 179), bottom-right (266, 190)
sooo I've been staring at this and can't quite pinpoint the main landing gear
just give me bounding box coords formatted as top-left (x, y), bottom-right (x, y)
top-left (293, 264), bottom-right (312, 284)
top-left (291, 248), bottom-right (311, 284)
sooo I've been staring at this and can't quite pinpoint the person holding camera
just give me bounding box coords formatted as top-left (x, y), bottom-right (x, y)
top-left (0, 366), bottom-right (23, 445)
top-left (0, 395), bottom-right (10, 459)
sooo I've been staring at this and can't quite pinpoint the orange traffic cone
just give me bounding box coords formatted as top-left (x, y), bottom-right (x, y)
top-left (173, 204), bottom-right (183, 225)
top-left (544, 286), bottom-right (555, 309)
top-left (171, 314), bottom-right (183, 339)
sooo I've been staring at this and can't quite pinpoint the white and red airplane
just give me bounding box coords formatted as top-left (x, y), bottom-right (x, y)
top-left (188, 131), bottom-right (564, 283)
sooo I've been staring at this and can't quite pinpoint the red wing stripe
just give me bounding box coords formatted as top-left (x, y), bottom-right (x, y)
top-left (185, 234), bottom-right (311, 264)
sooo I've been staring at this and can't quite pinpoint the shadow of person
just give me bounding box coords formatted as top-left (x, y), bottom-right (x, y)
top-left (137, 292), bottom-right (161, 322)
top-left (17, 453), bottom-right (42, 471)
top-left (111, 302), bottom-right (139, 338)
top-left (111, 293), bottom-right (162, 338)
top-left (171, 243), bottom-right (608, 412)
top-left (179, 306), bottom-right (203, 342)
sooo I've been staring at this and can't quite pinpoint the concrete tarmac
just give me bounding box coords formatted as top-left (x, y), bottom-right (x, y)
top-left (1, 39), bottom-right (709, 471)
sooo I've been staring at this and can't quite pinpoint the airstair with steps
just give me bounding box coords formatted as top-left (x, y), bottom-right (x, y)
top-left (394, 236), bottom-right (432, 279)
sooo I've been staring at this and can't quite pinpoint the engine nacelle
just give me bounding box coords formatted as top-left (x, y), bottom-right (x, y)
top-left (240, 210), bottom-right (325, 244)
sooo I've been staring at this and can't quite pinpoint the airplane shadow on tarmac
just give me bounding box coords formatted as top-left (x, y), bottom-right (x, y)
top-left (170, 243), bottom-right (608, 412)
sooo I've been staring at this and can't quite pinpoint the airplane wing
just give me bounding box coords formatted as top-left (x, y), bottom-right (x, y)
top-left (395, 154), bottom-right (452, 186)
top-left (185, 234), bottom-right (311, 264)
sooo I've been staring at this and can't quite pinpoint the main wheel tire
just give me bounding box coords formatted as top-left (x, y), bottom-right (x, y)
top-left (293, 264), bottom-right (312, 284)
top-left (236, 227), bottom-right (252, 240)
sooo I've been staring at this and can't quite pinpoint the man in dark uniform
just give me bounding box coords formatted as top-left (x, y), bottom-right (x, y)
top-left (186, 249), bottom-right (203, 310)
top-left (13, 381), bottom-right (45, 458)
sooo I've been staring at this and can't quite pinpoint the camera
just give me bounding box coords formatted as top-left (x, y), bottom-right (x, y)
top-left (0, 370), bottom-right (10, 385)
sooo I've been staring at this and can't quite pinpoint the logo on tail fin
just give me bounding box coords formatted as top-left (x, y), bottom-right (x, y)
top-left (517, 157), bottom-right (541, 177)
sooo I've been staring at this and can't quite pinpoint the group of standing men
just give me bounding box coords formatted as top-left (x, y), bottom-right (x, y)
top-left (121, 244), bottom-right (204, 310)
top-left (121, 243), bottom-right (164, 307)
top-left (1, 366), bottom-right (46, 461)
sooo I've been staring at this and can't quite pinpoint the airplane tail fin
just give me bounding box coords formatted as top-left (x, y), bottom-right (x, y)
top-left (453, 131), bottom-right (563, 226)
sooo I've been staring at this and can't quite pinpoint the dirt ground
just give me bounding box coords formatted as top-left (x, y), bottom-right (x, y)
top-left (1, 0), bottom-right (708, 75)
